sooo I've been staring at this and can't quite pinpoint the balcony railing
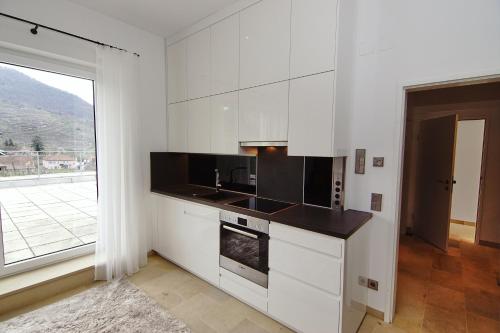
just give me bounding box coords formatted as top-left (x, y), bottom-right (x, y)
top-left (0, 150), bottom-right (96, 179)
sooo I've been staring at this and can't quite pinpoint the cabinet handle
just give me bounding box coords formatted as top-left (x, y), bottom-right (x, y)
top-left (183, 210), bottom-right (215, 220)
top-left (222, 225), bottom-right (258, 239)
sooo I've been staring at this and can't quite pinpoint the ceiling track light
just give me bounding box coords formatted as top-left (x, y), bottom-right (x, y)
top-left (30, 24), bottom-right (38, 35)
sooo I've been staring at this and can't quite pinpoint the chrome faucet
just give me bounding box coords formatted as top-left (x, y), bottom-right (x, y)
top-left (215, 169), bottom-right (221, 192)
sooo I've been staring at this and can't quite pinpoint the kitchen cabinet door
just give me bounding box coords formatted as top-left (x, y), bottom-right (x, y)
top-left (269, 270), bottom-right (341, 333)
top-left (182, 202), bottom-right (220, 286)
top-left (210, 92), bottom-right (239, 154)
top-left (156, 196), bottom-right (184, 263)
top-left (167, 40), bottom-right (187, 104)
top-left (288, 71), bottom-right (334, 157)
top-left (168, 102), bottom-right (188, 152)
top-left (239, 81), bottom-right (289, 142)
top-left (290, 0), bottom-right (338, 78)
top-left (239, 0), bottom-right (291, 89)
top-left (187, 28), bottom-right (211, 99)
top-left (188, 97), bottom-right (211, 153)
top-left (211, 14), bottom-right (239, 95)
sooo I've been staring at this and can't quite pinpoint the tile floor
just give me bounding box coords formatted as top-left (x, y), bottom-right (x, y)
top-left (0, 181), bottom-right (97, 264)
top-left (361, 235), bottom-right (500, 333)
top-left (1, 235), bottom-right (498, 332)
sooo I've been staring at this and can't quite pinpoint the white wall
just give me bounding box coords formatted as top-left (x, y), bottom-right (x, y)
top-left (451, 120), bottom-right (485, 223)
top-left (335, 0), bottom-right (500, 317)
top-left (0, 0), bottom-right (167, 250)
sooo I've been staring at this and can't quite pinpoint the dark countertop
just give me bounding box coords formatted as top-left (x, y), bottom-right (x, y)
top-left (151, 185), bottom-right (372, 239)
top-left (270, 204), bottom-right (372, 239)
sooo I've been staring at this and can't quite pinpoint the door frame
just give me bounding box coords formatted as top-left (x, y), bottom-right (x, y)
top-left (386, 69), bottom-right (500, 322)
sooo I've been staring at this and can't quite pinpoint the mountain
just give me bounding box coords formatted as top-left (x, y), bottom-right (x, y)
top-left (0, 67), bottom-right (96, 151)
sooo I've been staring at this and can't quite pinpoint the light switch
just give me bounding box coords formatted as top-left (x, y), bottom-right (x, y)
top-left (371, 193), bottom-right (382, 212)
top-left (355, 149), bottom-right (366, 174)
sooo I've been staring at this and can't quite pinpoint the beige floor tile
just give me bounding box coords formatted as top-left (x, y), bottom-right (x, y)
top-left (4, 238), bottom-right (29, 253)
top-left (24, 230), bottom-right (74, 247)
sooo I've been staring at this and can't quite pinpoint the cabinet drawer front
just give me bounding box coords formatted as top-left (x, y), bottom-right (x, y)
top-left (269, 239), bottom-right (342, 295)
top-left (219, 268), bottom-right (268, 313)
top-left (269, 270), bottom-right (340, 333)
top-left (269, 222), bottom-right (343, 258)
top-left (182, 202), bottom-right (219, 223)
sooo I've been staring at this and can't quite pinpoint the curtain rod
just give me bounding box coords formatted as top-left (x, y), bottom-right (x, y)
top-left (0, 12), bottom-right (140, 57)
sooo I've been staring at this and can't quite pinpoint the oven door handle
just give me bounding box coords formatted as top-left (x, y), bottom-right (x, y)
top-left (222, 225), bottom-right (258, 239)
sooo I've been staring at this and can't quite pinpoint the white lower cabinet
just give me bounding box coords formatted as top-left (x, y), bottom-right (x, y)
top-left (155, 194), bottom-right (369, 333)
top-left (220, 268), bottom-right (268, 313)
top-left (269, 270), bottom-right (340, 333)
top-left (155, 195), bottom-right (219, 286)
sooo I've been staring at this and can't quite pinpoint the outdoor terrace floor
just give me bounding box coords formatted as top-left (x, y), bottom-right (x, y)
top-left (0, 181), bottom-right (97, 265)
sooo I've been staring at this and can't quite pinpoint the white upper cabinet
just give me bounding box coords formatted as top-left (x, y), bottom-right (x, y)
top-left (210, 92), bottom-right (239, 154)
top-left (239, 0), bottom-right (291, 89)
top-left (239, 81), bottom-right (289, 142)
top-left (288, 72), bottom-right (334, 157)
top-left (210, 14), bottom-right (239, 95)
top-left (167, 40), bottom-right (187, 104)
top-left (187, 28), bottom-right (211, 99)
top-left (290, 0), bottom-right (338, 78)
top-left (188, 97), bottom-right (211, 153)
top-left (168, 102), bottom-right (188, 152)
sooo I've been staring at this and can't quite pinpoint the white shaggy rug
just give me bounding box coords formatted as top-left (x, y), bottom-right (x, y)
top-left (0, 279), bottom-right (191, 333)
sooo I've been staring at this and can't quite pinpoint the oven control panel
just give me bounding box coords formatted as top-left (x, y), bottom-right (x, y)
top-left (220, 210), bottom-right (269, 234)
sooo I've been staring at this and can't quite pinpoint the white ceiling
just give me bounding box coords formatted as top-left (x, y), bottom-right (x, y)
top-left (68, 0), bottom-right (240, 38)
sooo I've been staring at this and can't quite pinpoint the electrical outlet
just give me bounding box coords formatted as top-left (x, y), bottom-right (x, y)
top-left (367, 279), bottom-right (379, 291)
top-left (373, 157), bottom-right (384, 167)
top-left (358, 276), bottom-right (368, 287)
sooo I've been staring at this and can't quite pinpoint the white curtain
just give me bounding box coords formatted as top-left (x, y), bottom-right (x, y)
top-left (94, 46), bottom-right (147, 281)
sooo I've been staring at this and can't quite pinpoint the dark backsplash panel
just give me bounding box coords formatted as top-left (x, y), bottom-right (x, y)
top-left (257, 147), bottom-right (304, 203)
top-left (151, 151), bottom-right (336, 208)
top-left (304, 157), bottom-right (333, 208)
top-left (189, 154), bottom-right (256, 194)
top-left (150, 152), bottom-right (188, 189)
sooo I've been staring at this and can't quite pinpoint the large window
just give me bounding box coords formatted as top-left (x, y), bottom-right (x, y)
top-left (0, 61), bottom-right (97, 275)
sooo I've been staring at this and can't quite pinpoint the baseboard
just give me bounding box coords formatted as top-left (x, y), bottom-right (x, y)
top-left (147, 250), bottom-right (158, 257)
top-left (366, 305), bottom-right (384, 320)
top-left (450, 219), bottom-right (476, 227)
top-left (479, 240), bottom-right (500, 249)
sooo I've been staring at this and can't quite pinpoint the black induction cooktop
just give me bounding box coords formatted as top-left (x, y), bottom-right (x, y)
top-left (228, 197), bottom-right (296, 214)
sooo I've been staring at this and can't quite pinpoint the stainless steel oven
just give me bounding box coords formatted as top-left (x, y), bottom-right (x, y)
top-left (219, 210), bottom-right (269, 288)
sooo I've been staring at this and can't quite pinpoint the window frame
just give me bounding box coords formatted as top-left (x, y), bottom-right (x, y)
top-left (0, 48), bottom-right (97, 278)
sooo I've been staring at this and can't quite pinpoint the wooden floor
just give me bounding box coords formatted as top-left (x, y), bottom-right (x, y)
top-left (371, 235), bottom-right (500, 333)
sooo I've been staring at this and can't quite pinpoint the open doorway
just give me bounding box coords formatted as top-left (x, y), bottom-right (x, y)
top-left (394, 80), bottom-right (500, 331)
top-left (449, 119), bottom-right (485, 244)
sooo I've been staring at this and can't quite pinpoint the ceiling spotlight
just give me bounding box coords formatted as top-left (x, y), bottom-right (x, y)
top-left (30, 25), bottom-right (38, 35)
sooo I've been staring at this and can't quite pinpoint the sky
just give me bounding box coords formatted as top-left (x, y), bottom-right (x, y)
top-left (0, 62), bottom-right (94, 105)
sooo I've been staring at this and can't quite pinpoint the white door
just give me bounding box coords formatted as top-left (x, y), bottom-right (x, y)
top-left (288, 72), bottom-right (334, 156)
top-left (239, 0), bottom-right (291, 89)
top-left (168, 102), bottom-right (188, 152)
top-left (167, 40), bottom-right (187, 104)
top-left (187, 28), bottom-right (211, 99)
top-left (211, 14), bottom-right (239, 95)
top-left (210, 92), bottom-right (239, 154)
top-left (239, 81), bottom-right (289, 142)
top-left (188, 97), bottom-right (211, 153)
top-left (290, 0), bottom-right (338, 78)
